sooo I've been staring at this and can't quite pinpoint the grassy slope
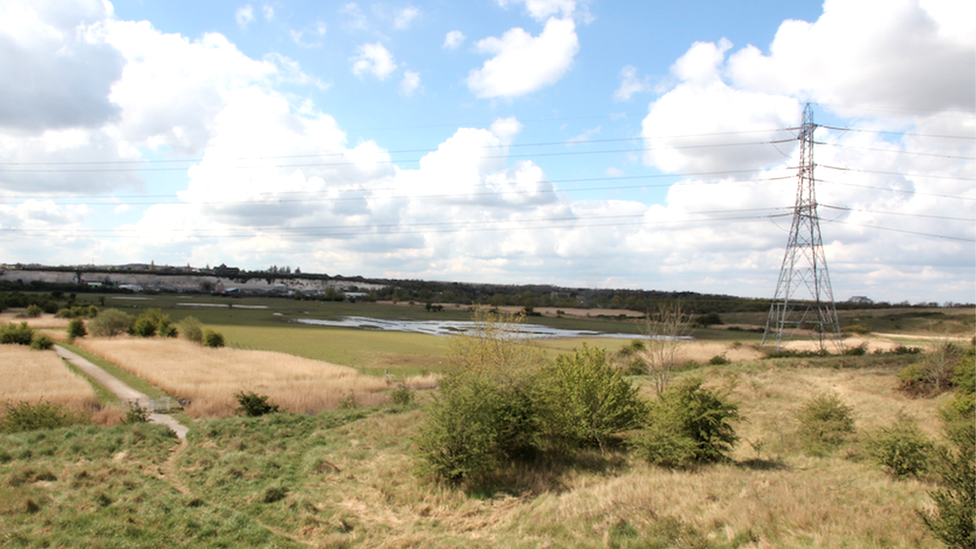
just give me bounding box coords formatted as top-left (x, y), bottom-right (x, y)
top-left (1, 358), bottom-right (950, 548)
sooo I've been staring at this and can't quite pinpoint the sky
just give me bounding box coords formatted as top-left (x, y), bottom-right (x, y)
top-left (0, 0), bottom-right (973, 304)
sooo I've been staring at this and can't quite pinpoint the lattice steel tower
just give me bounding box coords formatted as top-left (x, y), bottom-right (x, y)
top-left (763, 104), bottom-right (842, 352)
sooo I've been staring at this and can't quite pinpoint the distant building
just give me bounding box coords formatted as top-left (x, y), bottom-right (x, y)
top-left (848, 296), bottom-right (874, 305)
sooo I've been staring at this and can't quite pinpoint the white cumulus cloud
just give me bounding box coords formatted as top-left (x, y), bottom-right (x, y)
top-left (443, 30), bottom-right (465, 49)
top-left (613, 65), bottom-right (653, 101)
top-left (466, 17), bottom-right (578, 98)
top-left (399, 70), bottom-right (421, 96)
top-left (496, 0), bottom-right (577, 21)
top-left (350, 42), bottom-right (397, 80)
top-left (235, 5), bottom-right (254, 29)
top-left (394, 7), bottom-right (419, 29)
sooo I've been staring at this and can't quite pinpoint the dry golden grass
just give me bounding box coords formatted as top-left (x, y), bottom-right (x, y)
top-left (75, 337), bottom-right (421, 418)
top-left (0, 345), bottom-right (99, 412)
top-left (285, 363), bottom-right (945, 548)
top-left (0, 312), bottom-right (69, 330)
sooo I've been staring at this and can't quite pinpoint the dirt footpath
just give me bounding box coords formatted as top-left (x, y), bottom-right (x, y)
top-left (54, 345), bottom-right (189, 439)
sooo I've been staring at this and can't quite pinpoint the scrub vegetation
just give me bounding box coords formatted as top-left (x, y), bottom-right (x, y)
top-left (0, 297), bottom-right (972, 547)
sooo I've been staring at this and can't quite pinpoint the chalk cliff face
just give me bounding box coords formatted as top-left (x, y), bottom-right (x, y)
top-left (0, 268), bottom-right (384, 295)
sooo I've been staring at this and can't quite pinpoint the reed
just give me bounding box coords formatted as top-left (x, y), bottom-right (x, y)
top-left (75, 337), bottom-right (423, 417)
top-left (0, 345), bottom-right (99, 412)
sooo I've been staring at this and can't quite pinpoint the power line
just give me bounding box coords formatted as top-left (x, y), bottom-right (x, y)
top-left (820, 204), bottom-right (975, 222)
top-left (0, 173), bottom-right (795, 207)
top-left (0, 209), bottom-right (791, 239)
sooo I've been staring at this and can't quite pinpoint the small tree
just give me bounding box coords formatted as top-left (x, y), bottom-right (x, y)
top-left (88, 309), bottom-right (133, 337)
top-left (0, 322), bottom-right (34, 345)
top-left (67, 318), bottom-right (87, 342)
top-left (794, 392), bottom-right (856, 455)
top-left (235, 391), bottom-right (279, 417)
top-left (539, 344), bottom-right (646, 450)
top-left (203, 329), bottom-right (225, 348)
top-left (636, 377), bottom-right (740, 466)
top-left (178, 316), bottom-right (204, 343)
top-left (921, 346), bottom-right (975, 548)
top-left (415, 309), bottom-right (544, 483)
top-left (132, 309), bottom-right (176, 338)
top-left (866, 412), bottom-right (933, 478)
top-left (642, 302), bottom-right (691, 393)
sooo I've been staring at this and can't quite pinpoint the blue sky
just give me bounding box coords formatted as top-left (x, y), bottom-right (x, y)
top-left (0, 0), bottom-right (973, 303)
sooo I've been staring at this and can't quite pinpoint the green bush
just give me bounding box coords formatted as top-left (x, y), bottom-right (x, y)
top-left (390, 384), bottom-right (414, 406)
top-left (24, 304), bottom-right (42, 318)
top-left (794, 392), bottom-right (856, 455)
top-left (939, 393), bottom-right (976, 447)
top-left (56, 305), bottom-right (98, 319)
top-left (123, 403), bottom-right (151, 424)
top-left (708, 355), bottom-right (730, 365)
top-left (235, 391), bottom-right (280, 417)
top-left (0, 400), bottom-right (87, 433)
top-left (132, 317), bottom-right (157, 337)
top-left (866, 413), bottom-right (933, 478)
top-left (922, 347), bottom-right (975, 548)
top-left (693, 313), bottom-right (722, 327)
top-left (952, 356), bottom-right (976, 395)
top-left (132, 309), bottom-right (176, 338)
top-left (843, 343), bottom-right (867, 356)
top-left (29, 334), bottom-right (54, 351)
top-left (178, 316), bottom-right (204, 343)
top-left (415, 310), bottom-right (544, 483)
top-left (67, 318), bottom-right (87, 341)
top-left (415, 371), bottom-right (510, 483)
top-left (0, 322), bottom-right (34, 345)
top-left (633, 421), bottom-right (699, 468)
top-left (88, 308), bottom-right (133, 337)
top-left (841, 323), bottom-right (870, 335)
top-left (539, 344), bottom-right (646, 450)
top-left (635, 377), bottom-right (740, 466)
top-left (203, 329), bottom-right (225, 348)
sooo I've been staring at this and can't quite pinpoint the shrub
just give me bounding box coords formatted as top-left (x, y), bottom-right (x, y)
top-left (708, 354), bottom-right (730, 365)
top-left (843, 343), bottom-right (867, 356)
top-left (0, 400), bottom-right (87, 433)
top-left (203, 329), bottom-right (225, 348)
top-left (132, 309), bottom-right (176, 338)
top-left (794, 392), bottom-right (856, 455)
top-left (635, 377), bottom-right (740, 465)
top-left (693, 313), bottom-right (722, 327)
top-left (235, 391), bottom-right (279, 417)
top-left (415, 310), bottom-right (544, 483)
top-left (842, 324), bottom-right (870, 335)
top-left (123, 402), bottom-right (151, 424)
top-left (0, 322), bottom-right (34, 345)
top-left (132, 317), bottom-right (157, 337)
top-left (415, 371), bottom-right (509, 483)
top-left (67, 318), bottom-right (87, 341)
top-left (866, 412), bottom-right (933, 478)
top-left (88, 308), bottom-right (133, 337)
top-left (179, 316), bottom-right (204, 343)
top-left (922, 347), bottom-right (975, 548)
top-left (338, 392), bottom-right (357, 409)
top-left (56, 305), bottom-right (98, 319)
top-left (29, 334), bottom-right (54, 351)
top-left (539, 344), bottom-right (646, 450)
top-left (898, 342), bottom-right (963, 397)
top-left (390, 384), bottom-right (414, 406)
top-left (24, 304), bottom-right (42, 318)
top-left (952, 356), bottom-right (976, 395)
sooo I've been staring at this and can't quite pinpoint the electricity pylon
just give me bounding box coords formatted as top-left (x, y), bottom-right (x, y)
top-left (763, 103), bottom-right (843, 352)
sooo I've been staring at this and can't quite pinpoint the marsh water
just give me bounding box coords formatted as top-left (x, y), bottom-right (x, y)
top-left (292, 316), bottom-right (670, 340)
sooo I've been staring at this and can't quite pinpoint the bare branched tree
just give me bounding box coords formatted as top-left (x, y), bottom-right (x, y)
top-left (642, 301), bottom-right (692, 394)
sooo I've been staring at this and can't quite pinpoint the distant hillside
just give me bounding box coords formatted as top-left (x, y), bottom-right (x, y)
top-left (1, 263), bottom-right (964, 314)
